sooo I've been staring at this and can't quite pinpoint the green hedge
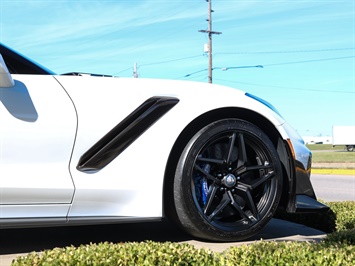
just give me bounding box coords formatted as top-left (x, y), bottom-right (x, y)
top-left (12, 242), bottom-right (218, 266)
top-left (326, 201), bottom-right (355, 231)
top-left (11, 201), bottom-right (355, 266)
top-left (274, 200), bottom-right (355, 233)
top-left (325, 229), bottom-right (355, 245)
top-left (224, 241), bottom-right (355, 265)
top-left (11, 240), bottom-right (355, 266)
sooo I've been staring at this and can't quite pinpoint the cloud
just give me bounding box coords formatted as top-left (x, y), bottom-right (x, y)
top-left (1, 1), bottom-right (205, 48)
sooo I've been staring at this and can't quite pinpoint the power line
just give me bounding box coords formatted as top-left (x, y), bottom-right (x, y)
top-left (215, 47), bottom-right (355, 55)
top-left (112, 67), bottom-right (132, 76)
top-left (113, 49), bottom-right (354, 77)
top-left (112, 55), bottom-right (202, 76)
top-left (182, 65), bottom-right (263, 78)
top-left (213, 78), bottom-right (355, 94)
top-left (262, 56), bottom-right (355, 67)
top-left (140, 55), bottom-right (202, 67)
top-left (180, 55), bottom-right (354, 79)
top-left (183, 68), bottom-right (208, 77)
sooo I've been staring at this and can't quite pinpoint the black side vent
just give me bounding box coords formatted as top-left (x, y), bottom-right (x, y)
top-left (77, 96), bottom-right (179, 172)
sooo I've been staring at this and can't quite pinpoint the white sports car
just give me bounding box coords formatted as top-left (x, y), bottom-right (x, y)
top-left (0, 43), bottom-right (327, 241)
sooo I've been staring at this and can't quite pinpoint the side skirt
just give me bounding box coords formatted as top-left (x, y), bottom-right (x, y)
top-left (0, 216), bottom-right (162, 229)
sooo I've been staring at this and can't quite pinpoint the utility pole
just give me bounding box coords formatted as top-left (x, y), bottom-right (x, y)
top-left (199, 0), bottom-right (221, 83)
top-left (133, 62), bottom-right (138, 78)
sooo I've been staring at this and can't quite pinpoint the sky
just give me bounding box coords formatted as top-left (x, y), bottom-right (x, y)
top-left (0, 0), bottom-right (354, 138)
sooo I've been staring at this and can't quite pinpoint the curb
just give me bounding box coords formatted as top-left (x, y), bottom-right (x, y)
top-left (312, 168), bottom-right (355, 175)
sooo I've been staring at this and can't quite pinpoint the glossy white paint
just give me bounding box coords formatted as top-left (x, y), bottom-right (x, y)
top-left (1, 73), bottom-right (288, 220)
top-left (0, 204), bottom-right (71, 218)
top-left (53, 76), bottom-right (286, 218)
top-left (0, 75), bottom-right (76, 217)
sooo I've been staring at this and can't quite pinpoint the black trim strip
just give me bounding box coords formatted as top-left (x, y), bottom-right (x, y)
top-left (77, 96), bottom-right (179, 172)
top-left (0, 217), bottom-right (162, 229)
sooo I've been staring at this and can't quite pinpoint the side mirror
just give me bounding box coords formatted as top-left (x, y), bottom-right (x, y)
top-left (0, 54), bottom-right (14, 87)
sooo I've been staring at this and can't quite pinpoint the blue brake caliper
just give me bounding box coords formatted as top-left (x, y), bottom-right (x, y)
top-left (201, 164), bottom-right (210, 205)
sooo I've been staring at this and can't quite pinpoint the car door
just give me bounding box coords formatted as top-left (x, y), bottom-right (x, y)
top-left (0, 72), bottom-right (77, 218)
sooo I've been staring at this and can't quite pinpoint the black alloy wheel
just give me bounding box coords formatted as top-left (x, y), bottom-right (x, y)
top-left (172, 119), bottom-right (283, 241)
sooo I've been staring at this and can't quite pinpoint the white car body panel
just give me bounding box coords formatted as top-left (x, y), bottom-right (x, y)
top-left (0, 75), bottom-right (76, 217)
top-left (52, 76), bottom-right (285, 218)
top-left (0, 204), bottom-right (71, 219)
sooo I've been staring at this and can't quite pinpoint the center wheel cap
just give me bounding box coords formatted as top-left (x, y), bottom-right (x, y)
top-left (223, 173), bottom-right (237, 188)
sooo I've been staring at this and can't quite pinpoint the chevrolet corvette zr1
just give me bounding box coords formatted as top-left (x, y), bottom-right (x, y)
top-left (0, 43), bottom-right (328, 241)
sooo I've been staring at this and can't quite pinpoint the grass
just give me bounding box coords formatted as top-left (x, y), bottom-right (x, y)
top-left (306, 144), bottom-right (343, 151)
top-left (312, 152), bottom-right (355, 163)
top-left (307, 144), bottom-right (355, 164)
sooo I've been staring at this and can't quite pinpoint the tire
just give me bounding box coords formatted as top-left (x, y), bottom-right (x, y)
top-left (346, 145), bottom-right (354, 152)
top-left (172, 119), bottom-right (283, 241)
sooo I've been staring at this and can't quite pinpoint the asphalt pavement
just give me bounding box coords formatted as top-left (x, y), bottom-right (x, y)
top-left (311, 174), bottom-right (355, 201)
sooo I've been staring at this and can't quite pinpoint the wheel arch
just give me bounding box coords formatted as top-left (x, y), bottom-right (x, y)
top-left (163, 107), bottom-right (293, 218)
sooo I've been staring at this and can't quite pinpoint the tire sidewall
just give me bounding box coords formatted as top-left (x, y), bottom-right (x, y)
top-left (173, 119), bottom-right (282, 241)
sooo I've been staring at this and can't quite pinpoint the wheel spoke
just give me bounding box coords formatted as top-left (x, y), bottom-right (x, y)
top-left (235, 164), bottom-right (274, 176)
top-left (207, 193), bottom-right (231, 221)
top-left (194, 164), bottom-right (221, 184)
top-left (237, 133), bottom-right (247, 168)
top-left (235, 185), bottom-right (260, 221)
top-left (203, 184), bottom-right (218, 215)
top-left (238, 171), bottom-right (275, 190)
top-left (227, 191), bottom-right (253, 222)
top-left (249, 170), bottom-right (275, 190)
top-left (197, 157), bottom-right (224, 165)
top-left (226, 132), bottom-right (237, 163)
